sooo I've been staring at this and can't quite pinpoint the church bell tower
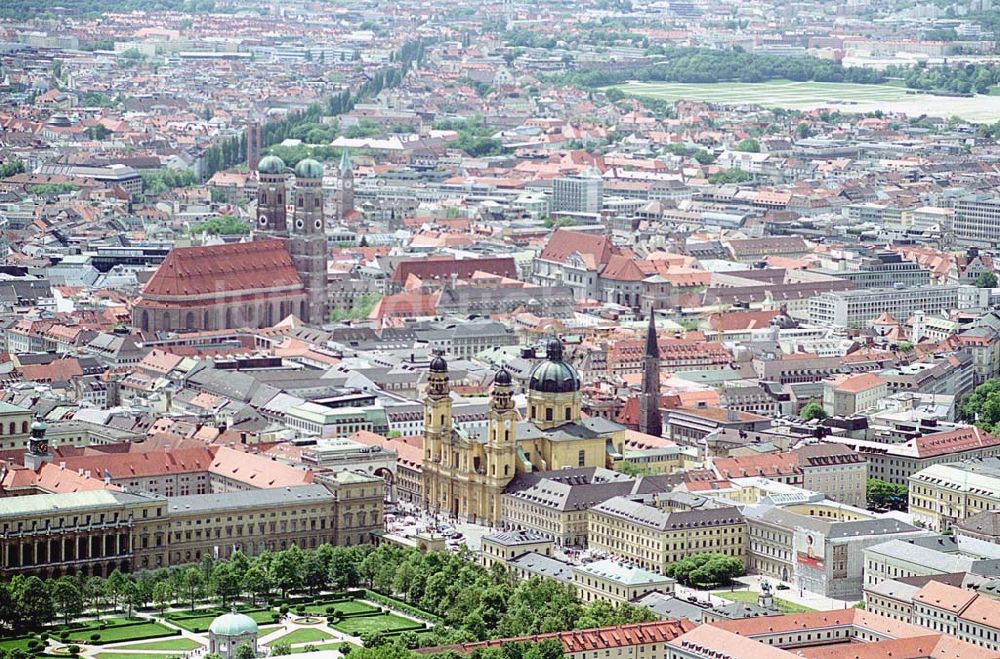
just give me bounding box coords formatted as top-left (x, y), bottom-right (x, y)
top-left (290, 158), bottom-right (329, 325)
top-left (485, 367), bottom-right (518, 520)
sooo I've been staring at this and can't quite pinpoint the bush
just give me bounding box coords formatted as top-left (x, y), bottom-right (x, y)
top-left (325, 606), bottom-right (335, 615)
top-left (27, 640), bottom-right (41, 651)
top-left (295, 605), bottom-right (306, 614)
top-left (90, 634), bottom-right (101, 642)
top-left (59, 632), bottom-right (70, 643)
top-left (279, 605), bottom-right (289, 615)
top-left (68, 646), bottom-right (80, 656)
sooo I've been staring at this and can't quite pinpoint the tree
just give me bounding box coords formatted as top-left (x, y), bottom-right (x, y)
top-left (244, 563), bottom-right (271, 605)
top-left (800, 400), bottom-right (828, 421)
top-left (235, 642), bottom-right (256, 659)
top-left (212, 562), bottom-right (241, 606)
top-left (0, 160), bottom-right (25, 177)
top-left (707, 168), bottom-right (749, 184)
top-left (301, 552), bottom-right (330, 594)
top-left (49, 577), bottom-right (83, 625)
top-left (271, 546), bottom-right (304, 598)
top-left (85, 577), bottom-right (106, 621)
top-left (106, 570), bottom-right (129, 613)
top-left (616, 460), bottom-right (652, 476)
top-left (735, 138), bottom-right (760, 152)
top-left (867, 478), bottom-right (908, 511)
top-left (153, 581), bottom-right (172, 615)
top-left (14, 576), bottom-right (55, 631)
top-left (976, 271), bottom-right (998, 288)
top-left (123, 580), bottom-right (142, 618)
top-left (184, 567), bottom-right (204, 611)
top-left (271, 642), bottom-right (292, 656)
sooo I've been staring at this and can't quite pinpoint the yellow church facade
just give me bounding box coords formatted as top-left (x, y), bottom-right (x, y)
top-left (422, 339), bottom-right (626, 524)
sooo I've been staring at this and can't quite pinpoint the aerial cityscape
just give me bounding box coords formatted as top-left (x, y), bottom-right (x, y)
top-left (9, 0), bottom-right (1000, 657)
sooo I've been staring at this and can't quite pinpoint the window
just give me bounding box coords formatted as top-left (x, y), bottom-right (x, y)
top-left (578, 450), bottom-right (586, 467)
top-left (546, 408), bottom-right (553, 421)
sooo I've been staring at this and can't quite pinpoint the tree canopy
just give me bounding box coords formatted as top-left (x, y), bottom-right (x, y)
top-left (866, 478), bottom-right (908, 511)
top-left (960, 378), bottom-right (1000, 432)
top-left (664, 554), bottom-right (744, 588)
top-left (800, 400), bottom-right (828, 421)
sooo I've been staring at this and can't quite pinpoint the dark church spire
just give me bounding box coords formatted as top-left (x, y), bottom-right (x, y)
top-left (639, 311), bottom-right (662, 437)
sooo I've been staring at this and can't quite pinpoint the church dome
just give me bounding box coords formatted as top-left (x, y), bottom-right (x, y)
top-left (495, 367), bottom-right (512, 386)
top-left (429, 354), bottom-right (448, 373)
top-left (528, 338), bottom-right (580, 394)
top-left (257, 155), bottom-right (286, 174)
top-left (208, 612), bottom-right (257, 637)
top-left (294, 158), bottom-right (323, 179)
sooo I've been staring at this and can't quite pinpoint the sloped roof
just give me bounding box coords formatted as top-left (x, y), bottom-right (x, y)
top-left (539, 229), bottom-right (618, 268)
top-left (142, 239), bottom-right (302, 298)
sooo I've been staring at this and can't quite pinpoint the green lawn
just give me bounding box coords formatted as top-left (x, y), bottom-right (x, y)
top-left (610, 80), bottom-right (1000, 122)
top-left (95, 653), bottom-right (181, 659)
top-left (310, 642), bottom-right (361, 652)
top-left (332, 613), bottom-right (424, 636)
top-left (0, 637), bottom-right (33, 652)
top-left (301, 600), bottom-right (379, 615)
top-left (115, 638), bottom-right (204, 651)
top-left (266, 628), bottom-right (333, 646)
top-left (61, 621), bottom-right (177, 644)
top-left (718, 589), bottom-right (815, 614)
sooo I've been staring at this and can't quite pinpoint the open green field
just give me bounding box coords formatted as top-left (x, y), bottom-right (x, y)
top-left (611, 80), bottom-right (1000, 122)
top-left (115, 638), bottom-right (204, 651)
top-left (718, 589), bottom-right (815, 614)
top-left (94, 653), bottom-right (181, 659)
top-left (332, 613), bottom-right (424, 636)
top-left (266, 628), bottom-right (334, 646)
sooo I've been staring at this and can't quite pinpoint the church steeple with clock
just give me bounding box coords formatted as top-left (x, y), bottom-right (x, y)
top-left (24, 418), bottom-right (51, 470)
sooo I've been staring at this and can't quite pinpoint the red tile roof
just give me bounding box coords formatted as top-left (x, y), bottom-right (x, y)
top-left (708, 310), bottom-right (779, 332)
top-left (540, 229), bottom-right (619, 269)
top-left (830, 372), bottom-right (886, 394)
top-left (141, 239), bottom-right (303, 298)
top-left (914, 426), bottom-right (1000, 458)
top-left (420, 621), bottom-right (695, 655)
top-left (390, 256), bottom-right (517, 285)
top-left (713, 453), bottom-right (802, 479)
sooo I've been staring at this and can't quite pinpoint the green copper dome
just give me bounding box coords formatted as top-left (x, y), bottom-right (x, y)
top-left (257, 154), bottom-right (287, 174)
top-left (528, 339), bottom-right (580, 394)
top-left (208, 612), bottom-right (258, 637)
top-left (294, 158), bottom-right (323, 179)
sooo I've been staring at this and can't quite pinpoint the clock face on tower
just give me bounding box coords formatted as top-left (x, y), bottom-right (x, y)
top-left (33, 441), bottom-right (47, 455)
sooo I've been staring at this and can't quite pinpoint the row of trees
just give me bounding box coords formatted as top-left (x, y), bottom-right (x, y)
top-left (141, 168), bottom-right (199, 196)
top-left (0, 543), bottom-right (657, 644)
top-left (188, 215), bottom-right (249, 236)
top-left (886, 61), bottom-right (1000, 96)
top-left (563, 47), bottom-right (886, 88)
top-left (259, 38), bottom-right (432, 166)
